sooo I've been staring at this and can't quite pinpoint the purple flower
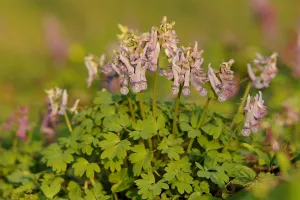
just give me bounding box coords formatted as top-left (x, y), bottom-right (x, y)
top-left (247, 52), bottom-right (278, 89)
top-left (2, 107), bottom-right (30, 141)
top-left (84, 54), bottom-right (99, 88)
top-left (45, 87), bottom-right (80, 116)
top-left (16, 116), bottom-right (30, 141)
top-left (208, 60), bottom-right (236, 102)
top-left (242, 91), bottom-right (268, 136)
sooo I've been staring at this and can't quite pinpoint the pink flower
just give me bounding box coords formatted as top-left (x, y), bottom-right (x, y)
top-left (247, 52), bottom-right (278, 89)
top-left (242, 91), bottom-right (268, 136)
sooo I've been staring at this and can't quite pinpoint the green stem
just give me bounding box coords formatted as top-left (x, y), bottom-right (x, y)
top-left (230, 82), bottom-right (251, 128)
top-left (128, 96), bottom-right (136, 122)
top-left (187, 98), bottom-right (211, 153)
top-left (138, 92), bottom-right (152, 150)
top-left (64, 113), bottom-right (73, 133)
top-left (138, 93), bottom-right (146, 120)
top-left (172, 85), bottom-right (183, 136)
top-left (152, 69), bottom-right (159, 119)
top-left (237, 82), bottom-right (251, 114)
top-left (113, 193), bottom-right (118, 200)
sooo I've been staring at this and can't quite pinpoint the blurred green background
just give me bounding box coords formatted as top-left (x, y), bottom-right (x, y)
top-left (0, 0), bottom-right (300, 122)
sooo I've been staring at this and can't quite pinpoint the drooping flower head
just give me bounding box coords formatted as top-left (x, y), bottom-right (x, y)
top-left (45, 87), bottom-right (80, 116)
top-left (247, 52), bottom-right (278, 89)
top-left (159, 40), bottom-right (208, 96)
top-left (242, 91), bottom-right (268, 136)
top-left (99, 21), bottom-right (163, 95)
top-left (208, 59), bottom-right (236, 102)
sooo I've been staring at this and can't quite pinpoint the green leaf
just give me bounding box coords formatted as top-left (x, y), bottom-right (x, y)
top-left (41, 144), bottom-right (74, 173)
top-left (80, 134), bottom-right (96, 155)
top-left (129, 144), bottom-right (153, 176)
top-left (84, 182), bottom-right (110, 200)
top-left (41, 177), bottom-right (64, 199)
top-left (188, 192), bottom-right (202, 200)
top-left (180, 122), bottom-right (193, 132)
top-left (99, 133), bottom-right (131, 160)
top-left (72, 158), bottom-right (100, 179)
top-left (227, 166), bottom-right (256, 186)
top-left (190, 114), bottom-right (198, 128)
top-left (103, 114), bottom-right (131, 132)
top-left (179, 113), bottom-right (189, 123)
top-left (157, 135), bottom-right (184, 160)
top-left (135, 172), bottom-right (169, 200)
top-left (163, 157), bottom-right (193, 194)
top-left (197, 135), bottom-right (222, 151)
top-left (67, 181), bottom-right (84, 200)
top-left (82, 119), bottom-right (94, 133)
top-left (86, 163), bottom-right (101, 179)
top-left (102, 158), bottom-right (123, 172)
top-left (241, 143), bottom-right (270, 166)
top-left (109, 168), bottom-right (134, 193)
top-left (131, 116), bottom-right (159, 139)
top-left (201, 119), bottom-right (222, 139)
top-left (188, 129), bottom-right (201, 138)
top-left (93, 91), bottom-right (113, 105)
top-left (232, 113), bottom-right (244, 125)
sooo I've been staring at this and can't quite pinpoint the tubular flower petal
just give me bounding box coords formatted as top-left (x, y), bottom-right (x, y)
top-left (45, 87), bottom-right (80, 116)
top-left (208, 60), bottom-right (236, 102)
top-left (247, 52), bottom-right (278, 89)
top-left (84, 54), bottom-right (99, 88)
top-left (242, 92), bottom-right (268, 136)
top-left (58, 89), bottom-right (68, 115)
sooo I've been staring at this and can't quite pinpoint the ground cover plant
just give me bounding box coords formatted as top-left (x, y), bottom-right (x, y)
top-left (0, 17), bottom-right (299, 200)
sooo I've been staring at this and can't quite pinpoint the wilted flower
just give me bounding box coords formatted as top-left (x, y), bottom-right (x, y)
top-left (45, 87), bottom-right (80, 116)
top-left (242, 91), bottom-right (268, 136)
top-left (208, 59), bottom-right (236, 102)
top-left (247, 52), bottom-right (278, 89)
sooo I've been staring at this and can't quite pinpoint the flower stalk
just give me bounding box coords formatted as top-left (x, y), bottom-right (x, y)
top-left (172, 84), bottom-right (183, 136)
top-left (187, 98), bottom-right (211, 153)
top-left (152, 69), bottom-right (159, 119)
top-left (230, 82), bottom-right (251, 128)
top-left (64, 113), bottom-right (73, 133)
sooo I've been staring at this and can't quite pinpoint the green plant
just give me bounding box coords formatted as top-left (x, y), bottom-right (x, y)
top-left (0, 16), bottom-right (299, 200)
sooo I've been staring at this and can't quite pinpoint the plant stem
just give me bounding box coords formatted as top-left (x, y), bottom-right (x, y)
top-left (113, 193), bottom-right (118, 200)
top-left (187, 98), bottom-right (211, 153)
top-left (230, 82), bottom-right (251, 128)
top-left (172, 84), bottom-right (183, 136)
top-left (138, 92), bottom-right (152, 150)
top-left (128, 96), bottom-right (136, 122)
top-left (152, 69), bottom-right (159, 119)
top-left (237, 82), bottom-right (251, 114)
top-left (64, 113), bottom-right (73, 133)
top-left (138, 93), bottom-right (146, 120)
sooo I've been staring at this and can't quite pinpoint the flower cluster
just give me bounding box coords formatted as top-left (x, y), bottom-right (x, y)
top-left (247, 52), bottom-right (278, 89)
top-left (242, 91), bottom-right (268, 136)
top-left (2, 107), bottom-right (30, 141)
top-left (99, 23), bottom-right (161, 95)
top-left (84, 16), bottom-right (237, 102)
top-left (208, 59), bottom-right (236, 102)
top-left (45, 87), bottom-right (80, 116)
top-left (160, 42), bottom-right (208, 96)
